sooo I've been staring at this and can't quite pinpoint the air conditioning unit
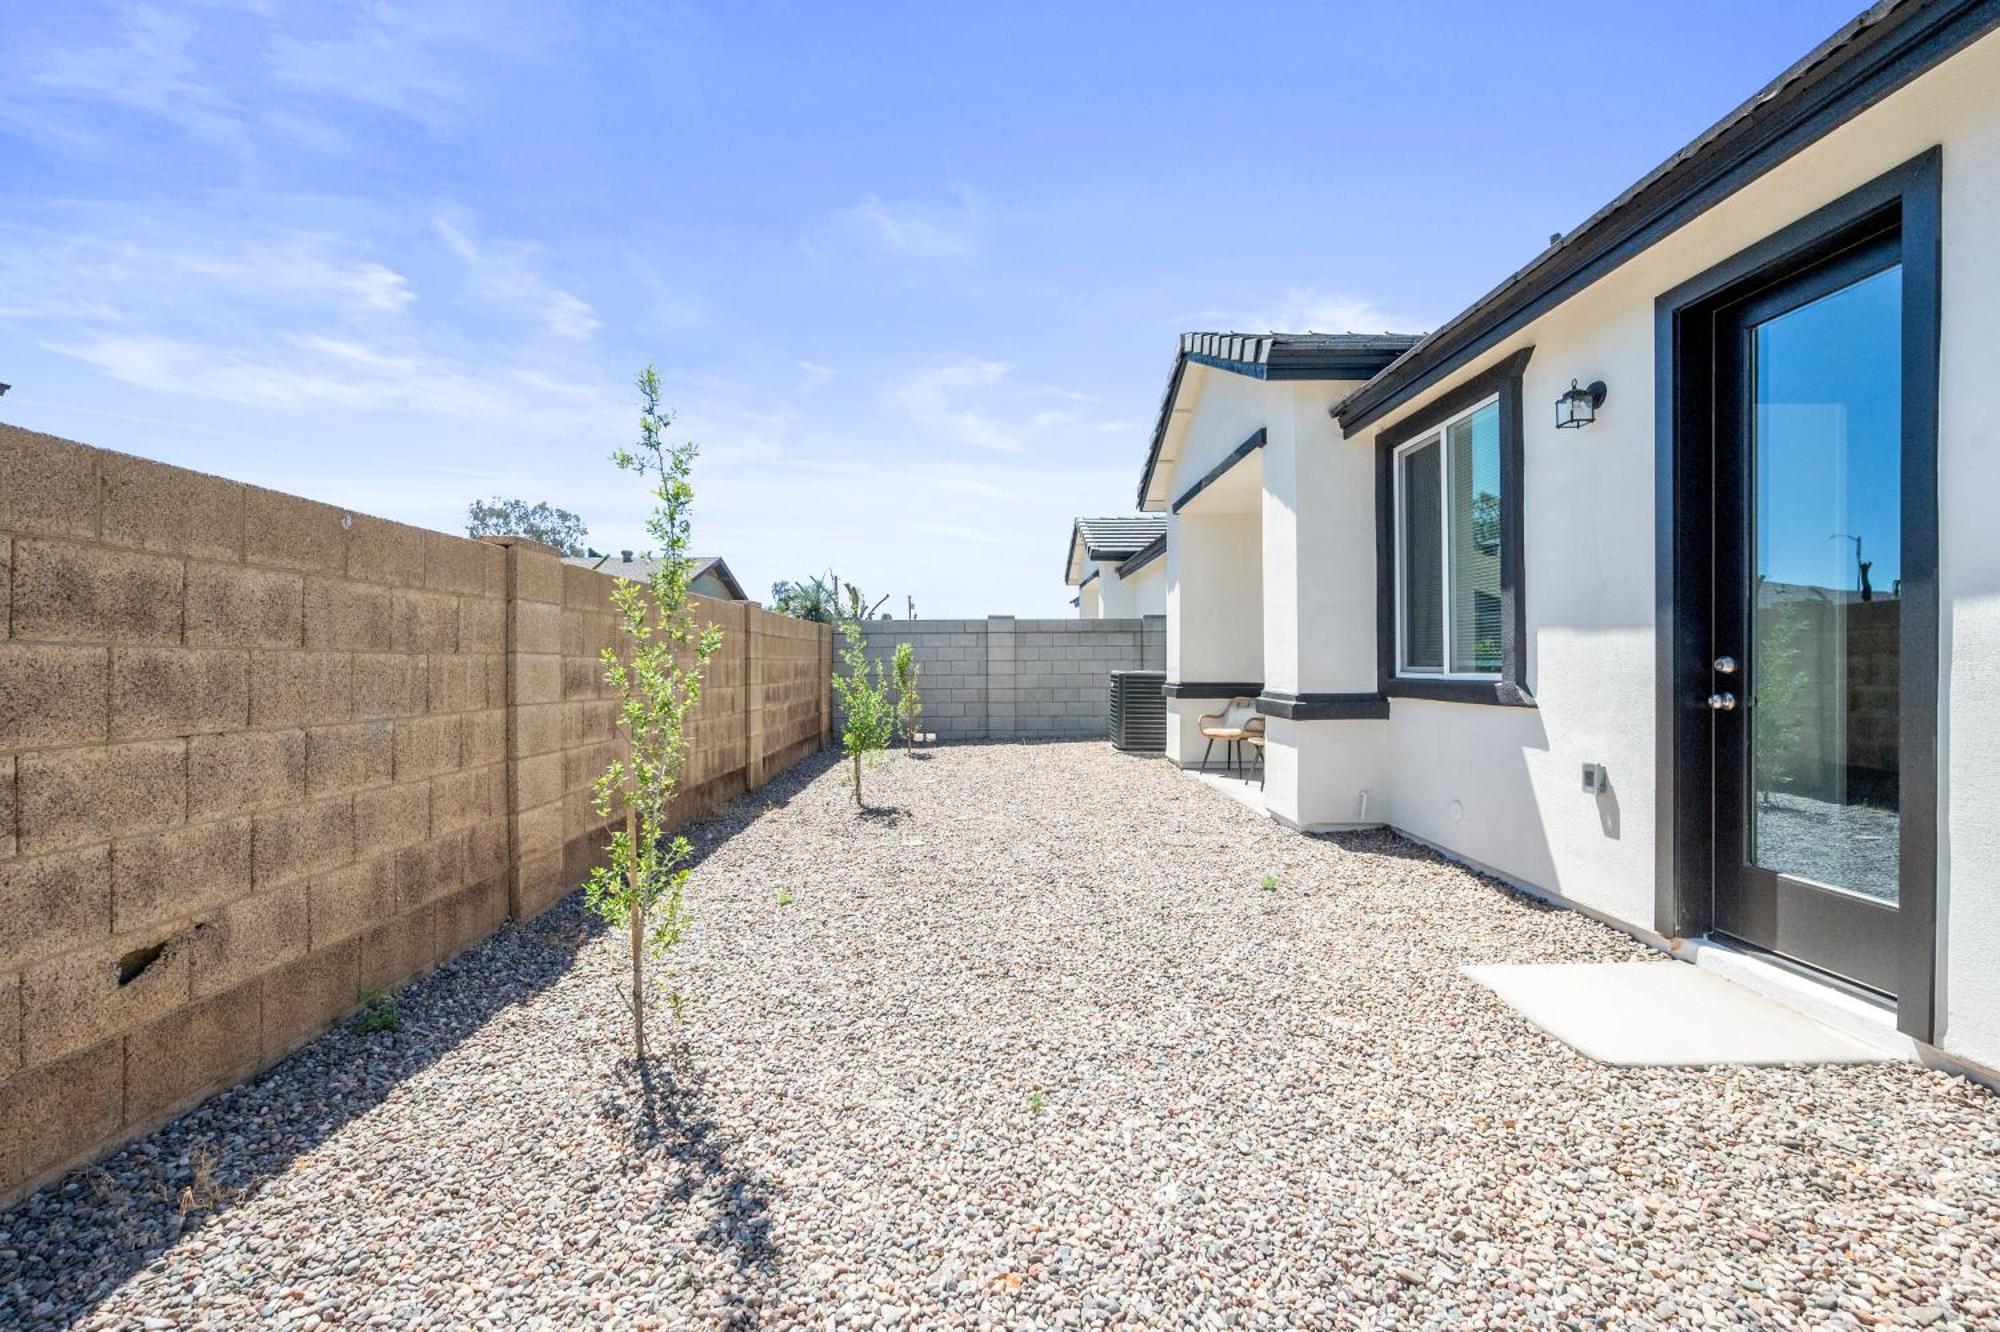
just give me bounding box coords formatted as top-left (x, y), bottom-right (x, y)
top-left (1109, 670), bottom-right (1167, 753)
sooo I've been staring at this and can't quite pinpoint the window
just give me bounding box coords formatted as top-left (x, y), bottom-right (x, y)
top-left (1395, 397), bottom-right (1503, 677)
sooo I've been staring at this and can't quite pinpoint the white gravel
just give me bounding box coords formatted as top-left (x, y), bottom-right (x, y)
top-left (3, 740), bottom-right (1997, 1329)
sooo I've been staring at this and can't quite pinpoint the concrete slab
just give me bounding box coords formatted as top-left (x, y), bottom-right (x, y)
top-left (1463, 961), bottom-right (1899, 1067)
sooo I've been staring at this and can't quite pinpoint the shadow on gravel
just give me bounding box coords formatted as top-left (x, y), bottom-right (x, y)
top-left (0, 748), bottom-right (837, 1329)
top-left (856, 804), bottom-right (912, 824)
top-left (1315, 827), bottom-right (1562, 913)
top-left (604, 1055), bottom-right (779, 1329)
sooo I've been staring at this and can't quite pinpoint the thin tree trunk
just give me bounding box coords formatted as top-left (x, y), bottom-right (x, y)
top-left (626, 803), bottom-right (645, 1063)
top-left (852, 752), bottom-right (862, 805)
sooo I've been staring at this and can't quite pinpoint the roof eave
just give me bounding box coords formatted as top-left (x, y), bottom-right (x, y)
top-left (1337, 0), bottom-right (2000, 435)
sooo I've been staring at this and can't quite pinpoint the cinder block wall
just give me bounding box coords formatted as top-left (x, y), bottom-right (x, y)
top-left (835, 614), bottom-right (1164, 740)
top-left (0, 424), bottom-right (831, 1202)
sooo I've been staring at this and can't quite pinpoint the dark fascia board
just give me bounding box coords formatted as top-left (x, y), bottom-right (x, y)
top-left (1171, 428), bottom-right (1266, 515)
top-left (1116, 533), bottom-right (1166, 579)
top-left (1138, 339), bottom-right (1417, 509)
top-left (1163, 680), bottom-right (1263, 700)
top-left (1064, 520), bottom-right (1088, 585)
top-left (1255, 691), bottom-right (1391, 721)
top-left (1376, 347), bottom-right (1534, 450)
top-left (1078, 568), bottom-right (1101, 589)
top-left (1337, 0), bottom-right (2000, 435)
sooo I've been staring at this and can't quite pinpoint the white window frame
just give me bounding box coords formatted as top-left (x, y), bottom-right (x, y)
top-left (1393, 392), bottom-right (1503, 681)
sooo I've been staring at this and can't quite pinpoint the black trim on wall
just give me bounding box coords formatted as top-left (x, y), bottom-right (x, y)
top-left (1337, 0), bottom-right (1999, 434)
top-left (1116, 534), bottom-right (1166, 578)
top-left (1164, 681), bottom-right (1263, 700)
top-left (1373, 348), bottom-right (1534, 707)
top-left (1255, 691), bottom-right (1391, 721)
top-left (1171, 428), bottom-right (1266, 515)
top-left (1653, 148), bottom-right (1941, 1040)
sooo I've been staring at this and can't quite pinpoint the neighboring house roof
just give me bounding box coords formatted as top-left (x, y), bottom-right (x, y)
top-left (1336, 0), bottom-right (2000, 434)
top-left (1066, 515), bottom-right (1169, 584)
top-left (562, 552), bottom-right (750, 600)
top-left (1137, 332), bottom-right (1421, 508)
top-left (1116, 533), bottom-right (1166, 579)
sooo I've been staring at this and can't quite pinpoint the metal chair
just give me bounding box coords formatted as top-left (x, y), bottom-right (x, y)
top-left (1197, 697), bottom-right (1264, 774)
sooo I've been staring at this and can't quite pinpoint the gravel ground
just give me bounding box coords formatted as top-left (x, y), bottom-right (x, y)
top-left (2, 740), bottom-right (1997, 1330)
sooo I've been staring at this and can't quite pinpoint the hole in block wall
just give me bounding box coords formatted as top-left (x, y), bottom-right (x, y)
top-left (118, 939), bottom-right (170, 987)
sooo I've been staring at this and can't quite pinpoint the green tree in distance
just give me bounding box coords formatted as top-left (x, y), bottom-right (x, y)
top-left (465, 497), bottom-right (589, 556)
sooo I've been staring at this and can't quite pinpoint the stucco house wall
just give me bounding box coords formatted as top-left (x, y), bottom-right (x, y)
top-left (1293, 27), bottom-right (2000, 1069)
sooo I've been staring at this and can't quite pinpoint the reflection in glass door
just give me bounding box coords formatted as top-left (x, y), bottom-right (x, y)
top-left (1713, 238), bottom-right (1903, 993)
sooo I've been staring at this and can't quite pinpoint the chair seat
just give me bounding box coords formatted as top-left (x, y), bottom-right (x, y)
top-left (1201, 725), bottom-right (1249, 740)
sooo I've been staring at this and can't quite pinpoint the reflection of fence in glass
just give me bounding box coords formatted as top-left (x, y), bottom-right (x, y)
top-left (1751, 583), bottom-right (1899, 810)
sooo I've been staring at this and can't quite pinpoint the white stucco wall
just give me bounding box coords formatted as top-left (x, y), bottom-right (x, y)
top-left (1077, 578), bottom-right (1102, 619)
top-left (1099, 557), bottom-right (1166, 618)
top-left (1300, 29), bottom-right (2000, 1068)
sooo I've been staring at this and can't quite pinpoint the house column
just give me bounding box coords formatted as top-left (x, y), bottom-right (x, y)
top-left (1258, 383), bottom-right (1390, 830)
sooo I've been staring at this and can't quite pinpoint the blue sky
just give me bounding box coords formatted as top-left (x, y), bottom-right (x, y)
top-left (1, 0), bottom-right (1865, 616)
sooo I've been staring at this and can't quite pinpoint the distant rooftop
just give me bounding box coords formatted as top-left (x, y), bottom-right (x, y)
top-left (1067, 515), bottom-right (1168, 584)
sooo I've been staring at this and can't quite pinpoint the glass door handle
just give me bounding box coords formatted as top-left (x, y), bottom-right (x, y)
top-left (1707, 692), bottom-right (1738, 711)
top-left (1713, 655), bottom-right (1738, 673)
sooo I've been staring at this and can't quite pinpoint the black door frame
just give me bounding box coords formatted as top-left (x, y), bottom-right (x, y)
top-left (1654, 148), bottom-right (1942, 1039)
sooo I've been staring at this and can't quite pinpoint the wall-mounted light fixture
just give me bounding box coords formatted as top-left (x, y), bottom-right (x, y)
top-left (1556, 379), bottom-right (1606, 429)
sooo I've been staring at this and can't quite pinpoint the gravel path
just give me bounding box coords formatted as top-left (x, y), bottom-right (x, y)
top-left (3, 741), bottom-right (1997, 1329)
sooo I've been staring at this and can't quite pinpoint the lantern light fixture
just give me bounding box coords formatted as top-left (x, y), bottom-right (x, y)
top-left (1556, 378), bottom-right (1606, 429)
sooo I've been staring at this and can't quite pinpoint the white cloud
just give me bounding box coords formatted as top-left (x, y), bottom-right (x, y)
top-left (880, 357), bottom-right (1131, 457)
top-left (433, 217), bottom-right (600, 341)
top-left (1205, 288), bottom-right (1429, 336)
top-left (3, 4), bottom-right (252, 157)
top-left (833, 192), bottom-right (980, 258)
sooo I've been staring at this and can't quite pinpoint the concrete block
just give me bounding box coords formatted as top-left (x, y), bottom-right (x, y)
top-left (512, 750), bottom-right (565, 813)
top-left (185, 561), bottom-right (303, 649)
top-left (431, 764), bottom-right (501, 832)
top-left (0, 426), bottom-right (98, 539)
top-left (509, 702), bottom-right (562, 759)
top-left (303, 577), bottom-right (393, 652)
top-left (424, 531), bottom-right (497, 598)
top-left (359, 907), bottom-right (435, 994)
top-left (393, 713), bottom-right (461, 780)
top-left (458, 595), bottom-right (505, 652)
top-left (461, 707), bottom-right (505, 768)
top-left (517, 801), bottom-right (562, 859)
top-left (435, 877), bottom-right (505, 962)
top-left (0, 1038), bottom-right (123, 1198)
top-left (395, 832), bottom-right (465, 911)
top-left (242, 486), bottom-right (348, 576)
top-left (430, 653), bottom-right (489, 712)
top-left (23, 929), bottom-right (191, 1069)
top-left (10, 538), bottom-right (183, 644)
top-left (112, 817), bottom-right (252, 934)
top-left (123, 980), bottom-right (261, 1127)
top-left (353, 784), bottom-right (427, 852)
top-left (307, 855), bottom-right (396, 949)
top-left (253, 796), bottom-right (355, 888)
top-left (108, 646), bottom-right (247, 740)
top-left (249, 650), bottom-right (350, 728)
top-left (562, 657), bottom-right (604, 700)
top-left (305, 720), bottom-right (394, 795)
top-left (259, 937), bottom-right (360, 1059)
top-left (16, 739), bottom-right (185, 855)
top-left (506, 543), bottom-right (563, 605)
top-left (392, 589), bottom-right (457, 654)
top-left (352, 653), bottom-right (425, 719)
top-left (510, 849), bottom-right (565, 920)
top-left (511, 599), bottom-right (561, 654)
top-left (562, 698), bottom-right (618, 749)
top-left (100, 452), bottom-right (243, 562)
top-left (188, 728), bottom-right (306, 818)
top-left (508, 652), bottom-right (561, 706)
top-left (0, 845), bottom-right (112, 971)
top-left (344, 515), bottom-right (426, 587)
top-left (465, 818), bottom-right (507, 883)
top-left (188, 880), bottom-right (308, 999)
